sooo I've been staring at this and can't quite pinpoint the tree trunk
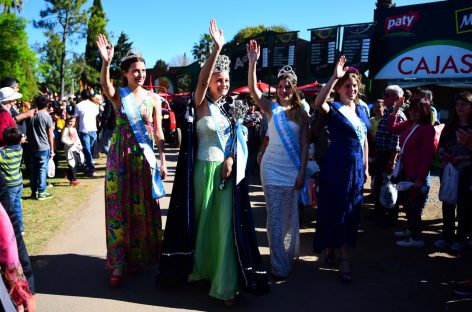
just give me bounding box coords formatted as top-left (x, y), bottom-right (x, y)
top-left (59, 10), bottom-right (70, 100)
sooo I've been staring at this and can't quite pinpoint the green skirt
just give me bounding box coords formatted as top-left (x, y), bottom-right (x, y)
top-left (189, 159), bottom-right (239, 300)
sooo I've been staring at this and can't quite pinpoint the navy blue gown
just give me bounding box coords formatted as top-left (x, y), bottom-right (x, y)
top-left (313, 102), bottom-right (369, 253)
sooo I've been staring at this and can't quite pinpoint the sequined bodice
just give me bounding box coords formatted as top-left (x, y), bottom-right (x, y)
top-left (196, 113), bottom-right (231, 162)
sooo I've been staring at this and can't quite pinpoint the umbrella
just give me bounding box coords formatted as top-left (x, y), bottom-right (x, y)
top-left (232, 81), bottom-right (276, 94)
top-left (297, 82), bottom-right (321, 96)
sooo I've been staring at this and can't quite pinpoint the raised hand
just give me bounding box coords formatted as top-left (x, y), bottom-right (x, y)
top-left (209, 19), bottom-right (225, 50)
top-left (246, 39), bottom-right (260, 63)
top-left (96, 34), bottom-right (114, 63)
top-left (334, 55), bottom-right (348, 79)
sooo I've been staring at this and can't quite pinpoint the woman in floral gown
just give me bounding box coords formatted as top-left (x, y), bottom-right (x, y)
top-left (97, 34), bottom-right (167, 287)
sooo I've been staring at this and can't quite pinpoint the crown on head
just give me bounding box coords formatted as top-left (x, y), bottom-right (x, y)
top-left (120, 50), bottom-right (143, 63)
top-left (277, 65), bottom-right (297, 83)
top-left (213, 55), bottom-right (231, 74)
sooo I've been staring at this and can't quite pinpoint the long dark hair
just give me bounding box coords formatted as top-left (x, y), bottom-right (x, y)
top-left (449, 91), bottom-right (472, 127)
top-left (121, 56), bottom-right (146, 87)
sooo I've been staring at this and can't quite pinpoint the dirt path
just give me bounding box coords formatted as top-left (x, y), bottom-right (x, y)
top-left (32, 149), bottom-right (471, 311)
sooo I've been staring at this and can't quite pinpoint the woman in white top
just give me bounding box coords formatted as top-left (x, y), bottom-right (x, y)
top-left (247, 40), bottom-right (309, 279)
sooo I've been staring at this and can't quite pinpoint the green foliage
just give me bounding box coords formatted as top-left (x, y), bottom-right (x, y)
top-left (110, 32), bottom-right (133, 84)
top-left (34, 0), bottom-right (88, 98)
top-left (0, 13), bottom-right (38, 99)
top-left (83, 0), bottom-right (107, 87)
top-left (192, 33), bottom-right (213, 63)
top-left (226, 25), bottom-right (289, 48)
top-left (154, 59), bottom-right (168, 70)
top-left (0, 0), bottom-right (23, 13)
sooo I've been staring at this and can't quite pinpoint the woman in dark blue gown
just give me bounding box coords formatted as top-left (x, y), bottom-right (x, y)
top-left (313, 56), bottom-right (370, 283)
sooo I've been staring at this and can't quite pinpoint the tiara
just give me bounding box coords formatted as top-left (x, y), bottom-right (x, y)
top-left (120, 50), bottom-right (143, 63)
top-left (277, 65), bottom-right (297, 83)
top-left (213, 55), bottom-right (231, 74)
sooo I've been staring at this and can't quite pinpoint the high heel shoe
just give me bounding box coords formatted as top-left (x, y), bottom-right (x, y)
top-left (110, 269), bottom-right (123, 288)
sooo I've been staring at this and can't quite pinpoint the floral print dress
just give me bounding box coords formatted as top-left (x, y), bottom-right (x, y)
top-left (105, 92), bottom-right (162, 269)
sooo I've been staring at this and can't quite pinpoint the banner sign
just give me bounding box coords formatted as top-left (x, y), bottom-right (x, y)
top-left (309, 27), bottom-right (338, 81)
top-left (341, 23), bottom-right (374, 73)
top-left (272, 32), bottom-right (297, 67)
top-left (372, 0), bottom-right (472, 80)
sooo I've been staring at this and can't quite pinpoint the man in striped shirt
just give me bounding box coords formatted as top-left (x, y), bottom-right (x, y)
top-left (0, 127), bottom-right (25, 233)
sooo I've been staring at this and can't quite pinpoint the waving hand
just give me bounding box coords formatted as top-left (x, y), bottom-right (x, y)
top-left (96, 34), bottom-right (114, 63)
top-left (209, 19), bottom-right (225, 50)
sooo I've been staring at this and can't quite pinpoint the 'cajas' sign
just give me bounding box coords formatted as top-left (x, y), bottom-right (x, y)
top-left (375, 41), bottom-right (472, 79)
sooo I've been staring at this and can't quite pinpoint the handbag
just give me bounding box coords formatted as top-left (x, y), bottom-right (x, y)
top-left (392, 124), bottom-right (419, 179)
top-left (438, 163), bottom-right (460, 204)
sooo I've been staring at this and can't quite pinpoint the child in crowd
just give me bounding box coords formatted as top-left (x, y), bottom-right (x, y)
top-left (0, 127), bottom-right (26, 233)
top-left (61, 115), bottom-right (83, 186)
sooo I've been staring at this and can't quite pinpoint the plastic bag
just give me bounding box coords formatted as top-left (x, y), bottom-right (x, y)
top-left (47, 158), bottom-right (55, 178)
top-left (438, 163), bottom-right (459, 204)
top-left (380, 176), bottom-right (398, 209)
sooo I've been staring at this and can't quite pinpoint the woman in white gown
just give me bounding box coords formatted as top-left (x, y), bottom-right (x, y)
top-left (247, 40), bottom-right (309, 278)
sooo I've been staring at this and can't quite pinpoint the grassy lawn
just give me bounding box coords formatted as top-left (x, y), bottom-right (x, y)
top-left (21, 154), bottom-right (106, 255)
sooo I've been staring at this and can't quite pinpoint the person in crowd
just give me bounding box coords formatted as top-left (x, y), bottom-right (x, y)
top-left (247, 39), bottom-right (309, 279)
top-left (61, 115), bottom-right (83, 186)
top-left (368, 99), bottom-right (385, 179)
top-left (312, 55), bottom-right (369, 283)
top-left (298, 91), bottom-right (311, 115)
top-left (370, 99), bottom-right (385, 137)
top-left (371, 85), bottom-right (406, 225)
top-left (244, 96), bottom-right (262, 175)
top-left (158, 20), bottom-right (269, 306)
top-left (309, 97), bottom-right (331, 169)
top-left (0, 127), bottom-right (26, 234)
top-left (403, 89), bottom-right (412, 110)
top-left (98, 95), bottom-right (115, 155)
top-left (387, 97), bottom-right (435, 247)
top-left (0, 87), bottom-right (22, 147)
top-left (97, 34), bottom-right (168, 288)
top-left (75, 89), bottom-right (99, 177)
top-left (434, 91), bottom-right (472, 252)
top-left (412, 88), bottom-right (438, 124)
top-left (0, 203), bottom-right (36, 312)
top-left (26, 96), bottom-right (54, 200)
top-left (1, 78), bottom-right (34, 136)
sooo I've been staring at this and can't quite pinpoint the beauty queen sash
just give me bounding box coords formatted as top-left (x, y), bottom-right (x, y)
top-left (208, 101), bottom-right (233, 158)
top-left (208, 97), bottom-right (248, 185)
top-left (120, 87), bottom-right (166, 199)
top-left (272, 103), bottom-right (301, 170)
top-left (234, 117), bottom-right (248, 185)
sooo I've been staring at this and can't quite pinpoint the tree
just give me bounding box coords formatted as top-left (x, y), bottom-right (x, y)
top-left (34, 0), bottom-right (88, 100)
top-left (192, 33), bottom-right (213, 63)
top-left (83, 0), bottom-right (107, 87)
top-left (110, 31), bottom-right (133, 83)
top-left (169, 53), bottom-right (192, 67)
top-left (0, 13), bottom-right (38, 99)
top-left (376, 0), bottom-right (395, 8)
top-left (0, 0), bottom-right (23, 14)
top-left (153, 59), bottom-right (168, 71)
top-left (225, 25), bottom-right (289, 50)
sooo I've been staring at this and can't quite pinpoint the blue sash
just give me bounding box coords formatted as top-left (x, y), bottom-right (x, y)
top-left (235, 118), bottom-right (248, 185)
top-left (208, 101), bottom-right (233, 158)
top-left (272, 102), bottom-right (301, 170)
top-left (120, 87), bottom-right (166, 199)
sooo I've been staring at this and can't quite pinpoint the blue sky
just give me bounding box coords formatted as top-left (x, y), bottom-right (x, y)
top-left (19, 0), bottom-right (439, 67)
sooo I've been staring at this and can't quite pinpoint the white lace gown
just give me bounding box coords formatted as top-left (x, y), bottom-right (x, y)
top-left (261, 116), bottom-right (300, 277)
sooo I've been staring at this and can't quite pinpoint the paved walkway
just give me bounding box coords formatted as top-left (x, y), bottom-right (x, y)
top-left (32, 148), bottom-right (471, 311)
